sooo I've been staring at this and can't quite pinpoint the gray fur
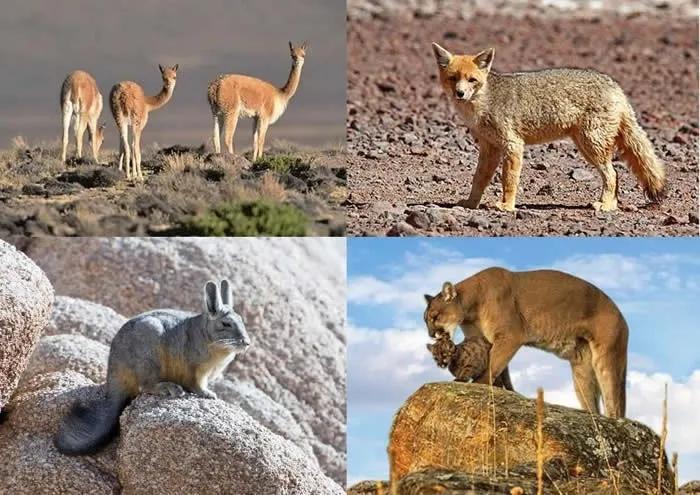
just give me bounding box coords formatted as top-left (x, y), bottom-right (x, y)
top-left (55, 279), bottom-right (250, 456)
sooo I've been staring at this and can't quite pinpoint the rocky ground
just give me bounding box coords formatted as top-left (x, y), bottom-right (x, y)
top-left (0, 142), bottom-right (346, 237)
top-left (346, 2), bottom-right (699, 236)
top-left (0, 238), bottom-right (346, 494)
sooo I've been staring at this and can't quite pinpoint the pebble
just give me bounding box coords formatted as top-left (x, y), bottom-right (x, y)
top-left (387, 221), bottom-right (417, 236)
top-left (405, 210), bottom-right (430, 229)
top-left (569, 168), bottom-right (596, 181)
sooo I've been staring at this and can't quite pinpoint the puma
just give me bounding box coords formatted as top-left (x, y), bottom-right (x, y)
top-left (423, 267), bottom-right (628, 418)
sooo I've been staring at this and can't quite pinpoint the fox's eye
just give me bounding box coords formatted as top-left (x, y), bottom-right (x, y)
top-left (448, 75), bottom-right (458, 82)
top-left (468, 77), bottom-right (478, 83)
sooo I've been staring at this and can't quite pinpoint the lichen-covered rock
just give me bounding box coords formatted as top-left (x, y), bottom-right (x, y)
top-left (117, 394), bottom-right (343, 495)
top-left (681, 481), bottom-right (700, 494)
top-left (0, 240), bottom-right (54, 410)
top-left (27, 237), bottom-right (346, 483)
top-left (388, 382), bottom-right (674, 495)
top-left (44, 296), bottom-right (125, 346)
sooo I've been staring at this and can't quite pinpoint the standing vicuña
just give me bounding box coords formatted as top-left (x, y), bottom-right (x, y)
top-left (207, 42), bottom-right (308, 160)
top-left (110, 64), bottom-right (178, 180)
top-left (60, 70), bottom-right (105, 163)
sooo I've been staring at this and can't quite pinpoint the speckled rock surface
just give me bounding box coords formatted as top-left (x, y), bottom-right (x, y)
top-left (24, 334), bottom-right (109, 384)
top-left (0, 239), bottom-right (54, 410)
top-left (44, 296), bottom-right (126, 346)
top-left (27, 237), bottom-right (347, 483)
top-left (118, 395), bottom-right (343, 495)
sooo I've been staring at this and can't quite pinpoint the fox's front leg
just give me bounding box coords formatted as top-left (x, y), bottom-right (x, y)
top-left (458, 142), bottom-right (502, 209)
top-left (495, 140), bottom-right (524, 212)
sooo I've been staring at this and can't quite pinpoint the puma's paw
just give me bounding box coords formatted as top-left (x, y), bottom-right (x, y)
top-left (494, 201), bottom-right (516, 212)
top-left (592, 200), bottom-right (618, 212)
top-left (456, 198), bottom-right (479, 209)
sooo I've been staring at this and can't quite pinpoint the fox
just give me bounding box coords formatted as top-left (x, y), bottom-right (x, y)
top-left (431, 43), bottom-right (665, 212)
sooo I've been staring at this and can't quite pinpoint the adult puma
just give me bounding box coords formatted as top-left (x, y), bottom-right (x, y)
top-left (423, 267), bottom-right (628, 418)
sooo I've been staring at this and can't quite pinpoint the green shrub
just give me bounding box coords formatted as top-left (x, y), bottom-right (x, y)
top-left (252, 154), bottom-right (306, 175)
top-left (174, 200), bottom-right (308, 236)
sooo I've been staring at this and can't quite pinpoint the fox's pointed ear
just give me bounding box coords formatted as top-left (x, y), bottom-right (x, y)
top-left (289, 41), bottom-right (294, 52)
top-left (173, 64), bottom-right (179, 72)
top-left (474, 48), bottom-right (495, 72)
top-left (424, 294), bottom-right (434, 304)
top-left (158, 64), bottom-right (164, 74)
top-left (432, 42), bottom-right (452, 68)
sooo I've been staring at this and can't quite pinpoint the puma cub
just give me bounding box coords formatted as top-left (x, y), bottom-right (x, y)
top-left (427, 335), bottom-right (514, 390)
top-left (423, 267), bottom-right (628, 418)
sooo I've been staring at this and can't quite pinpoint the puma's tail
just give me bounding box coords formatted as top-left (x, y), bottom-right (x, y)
top-left (616, 109), bottom-right (665, 202)
top-left (54, 392), bottom-right (129, 455)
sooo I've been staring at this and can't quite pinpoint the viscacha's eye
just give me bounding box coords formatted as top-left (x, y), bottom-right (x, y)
top-left (222, 321), bottom-right (232, 328)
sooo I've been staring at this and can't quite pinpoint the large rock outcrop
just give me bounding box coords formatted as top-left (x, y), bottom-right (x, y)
top-left (0, 240), bottom-right (54, 410)
top-left (349, 382), bottom-right (675, 495)
top-left (27, 237), bottom-right (346, 483)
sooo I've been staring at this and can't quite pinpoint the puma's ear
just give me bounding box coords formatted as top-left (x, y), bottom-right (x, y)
top-left (432, 42), bottom-right (453, 68)
top-left (426, 343), bottom-right (433, 352)
top-left (474, 48), bottom-right (495, 72)
top-left (441, 281), bottom-right (457, 301)
top-left (424, 294), bottom-right (434, 304)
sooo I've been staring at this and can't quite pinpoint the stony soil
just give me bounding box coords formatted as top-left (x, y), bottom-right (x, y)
top-left (346, 8), bottom-right (699, 236)
top-left (0, 145), bottom-right (346, 237)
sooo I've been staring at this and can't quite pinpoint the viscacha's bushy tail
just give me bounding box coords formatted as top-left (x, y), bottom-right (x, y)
top-left (54, 392), bottom-right (128, 456)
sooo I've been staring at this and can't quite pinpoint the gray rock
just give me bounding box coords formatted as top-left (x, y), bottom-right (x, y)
top-left (405, 210), bottom-right (431, 229)
top-left (0, 240), bottom-right (54, 410)
top-left (569, 168), bottom-right (596, 181)
top-left (387, 221), bottom-right (418, 236)
top-left (44, 296), bottom-right (126, 345)
top-left (24, 334), bottom-right (109, 384)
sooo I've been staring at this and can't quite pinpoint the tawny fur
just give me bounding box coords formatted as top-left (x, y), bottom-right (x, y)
top-left (207, 42), bottom-right (307, 160)
top-left (109, 65), bottom-right (178, 180)
top-left (60, 70), bottom-right (105, 163)
top-left (424, 268), bottom-right (629, 418)
top-left (432, 43), bottom-right (665, 212)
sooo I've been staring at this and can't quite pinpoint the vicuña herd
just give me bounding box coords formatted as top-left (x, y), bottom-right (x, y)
top-left (59, 42), bottom-right (308, 180)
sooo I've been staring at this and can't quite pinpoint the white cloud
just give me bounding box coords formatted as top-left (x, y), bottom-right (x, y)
top-left (551, 254), bottom-right (653, 291)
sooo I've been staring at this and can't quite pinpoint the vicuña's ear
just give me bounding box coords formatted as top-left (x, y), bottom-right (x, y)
top-left (424, 294), bottom-right (434, 304)
top-left (204, 280), bottom-right (221, 317)
top-left (432, 42), bottom-right (453, 68)
top-left (220, 279), bottom-right (233, 307)
top-left (441, 281), bottom-right (457, 301)
top-left (474, 48), bottom-right (495, 72)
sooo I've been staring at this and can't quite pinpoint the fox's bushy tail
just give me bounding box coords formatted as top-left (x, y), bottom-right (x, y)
top-left (616, 109), bottom-right (665, 202)
top-left (54, 392), bottom-right (128, 455)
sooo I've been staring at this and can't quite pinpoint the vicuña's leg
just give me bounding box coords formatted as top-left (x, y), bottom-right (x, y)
top-left (212, 114), bottom-right (221, 154)
top-left (75, 114), bottom-right (87, 158)
top-left (133, 128), bottom-right (143, 180)
top-left (61, 102), bottom-right (73, 163)
top-left (497, 140), bottom-right (524, 211)
top-left (459, 141), bottom-right (502, 209)
top-left (88, 117), bottom-right (100, 162)
top-left (224, 109), bottom-right (239, 156)
top-left (256, 119), bottom-right (269, 161)
top-left (119, 122), bottom-right (130, 179)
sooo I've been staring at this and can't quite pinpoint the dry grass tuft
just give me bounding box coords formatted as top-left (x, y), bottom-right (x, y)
top-left (536, 388), bottom-right (544, 495)
top-left (259, 171), bottom-right (287, 202)
top-left (657, 383), bottom-right (668, 495)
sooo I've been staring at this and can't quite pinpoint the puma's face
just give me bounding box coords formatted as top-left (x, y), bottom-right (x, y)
top-left (423, 295), bottom-right (463, 339)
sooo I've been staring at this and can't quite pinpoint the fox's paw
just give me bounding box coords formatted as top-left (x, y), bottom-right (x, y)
top-left (592, 200), bottom-right (618, 212)
top-left (456, 199), bottom-right (480, 209)
top-left (494, 201), bottom-right (516, 212)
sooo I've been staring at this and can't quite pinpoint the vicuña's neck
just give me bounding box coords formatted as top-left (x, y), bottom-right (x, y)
top-left (280, 61), bottom-right (303, 100)
top-left (146, 83), bottom-right (175, 111)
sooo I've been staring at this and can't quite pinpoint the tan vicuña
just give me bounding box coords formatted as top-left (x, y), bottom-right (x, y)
top-left (60, 70), bottom-right (105, 163)
top-left (207, 42), bottom-right (307, 161)
top-left (110, 64), bottom-right (178, 180)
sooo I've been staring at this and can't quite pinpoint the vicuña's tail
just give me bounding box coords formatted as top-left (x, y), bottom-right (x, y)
top-left (54, 392), bottom-right (128, 455)
top-left (616, 109), bottom-right (665, 202)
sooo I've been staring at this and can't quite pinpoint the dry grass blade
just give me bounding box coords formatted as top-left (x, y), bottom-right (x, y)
top-left (657, 383), bottom-right (668, 495)
top-left (536, 387), bottom-right (544, 495)
top-left (671, 452), bottom-right (678, 495)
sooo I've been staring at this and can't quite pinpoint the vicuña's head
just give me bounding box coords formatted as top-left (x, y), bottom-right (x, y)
top-left (431, 43), bottom-right (494, 102)
top-left (289, 41), bottom-right (308, 65)
top-left (93, 122), bottom-right (106, 153)
top-left (423, 281), bottom-right (463, 339)
top-left (202, 279), bottom-right (250, 351)
top-left (158, 64), bottom-right (179, 89)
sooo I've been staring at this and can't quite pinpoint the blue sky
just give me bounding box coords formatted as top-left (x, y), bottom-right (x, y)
top-left (347, 237), bottom-right (700, 486)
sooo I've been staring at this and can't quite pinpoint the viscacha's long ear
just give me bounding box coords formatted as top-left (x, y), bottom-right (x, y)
top-left (432, 42), bottom-right (453, 68)
top-left (204, 280), bottom-right (221, 317)
top-left (441, 281), bottom-right (457, 301)
top-left (220, 279), bottom-right (233, 307)
top-left (424, 294), bottom-right (434, 304)
top-left (474, 48), bottom-right (495, 72)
